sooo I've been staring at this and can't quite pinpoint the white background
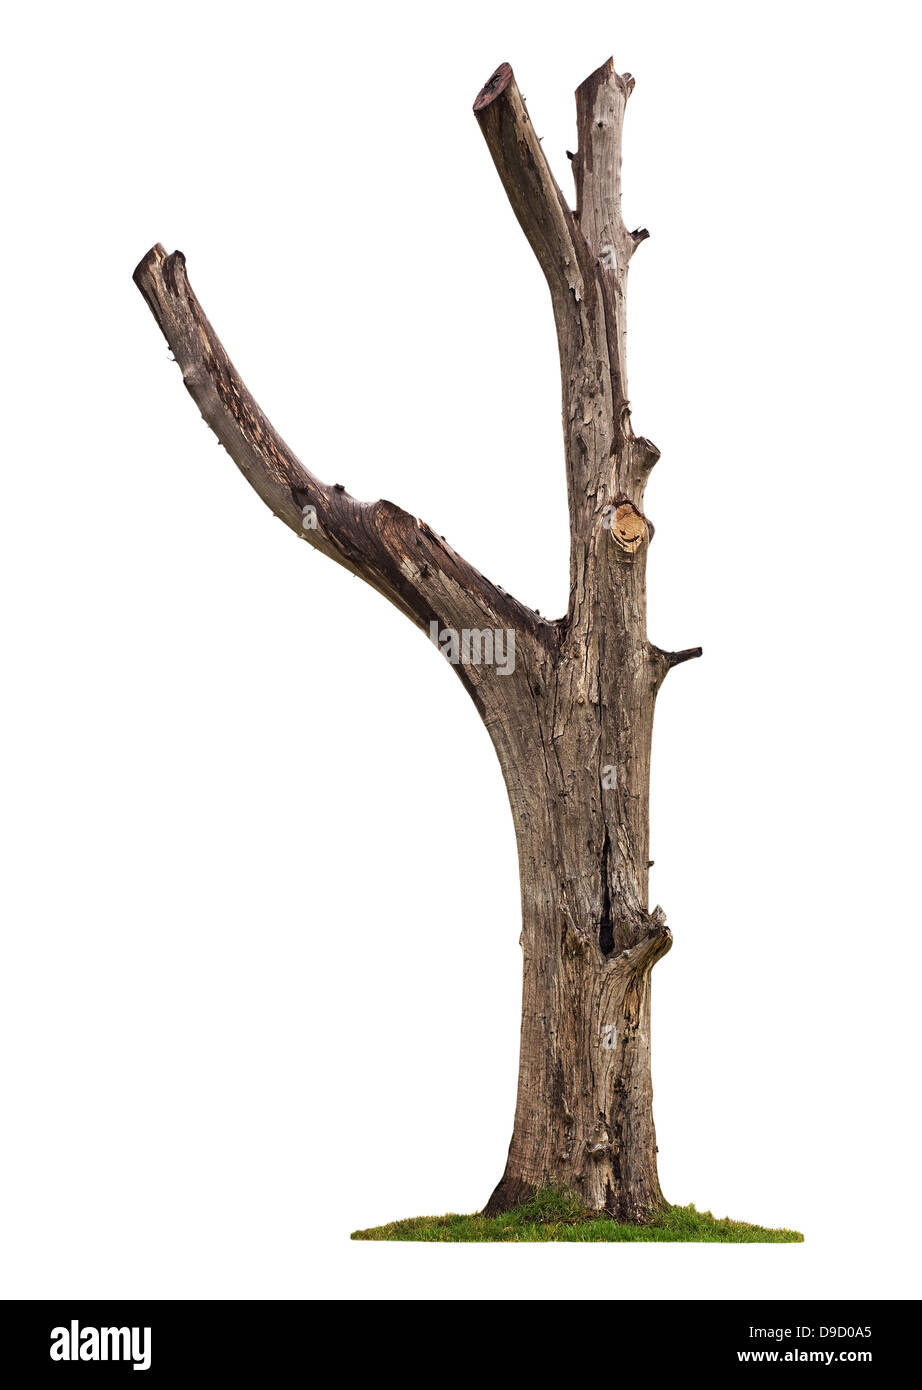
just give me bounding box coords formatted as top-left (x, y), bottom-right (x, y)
top-left (2, 0), bottom-right (919, 1301)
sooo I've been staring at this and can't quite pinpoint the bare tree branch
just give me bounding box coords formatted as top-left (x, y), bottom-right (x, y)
top-left (573, 59), bottom-right (639, 271)
top-left (572, 58), bottom-right (640, 414)
top-left (649, 643), bottom-right (704, 683)
top-left (663, 646), bottom-right (703, 670)
top-left (133, 244), bottom-right (557, 696)
top-left (473, 63), bottom-right (591, 329)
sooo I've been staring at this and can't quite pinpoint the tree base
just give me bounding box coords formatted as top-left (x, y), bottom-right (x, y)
top-left (484, 1169), bottom-right (668, 1224)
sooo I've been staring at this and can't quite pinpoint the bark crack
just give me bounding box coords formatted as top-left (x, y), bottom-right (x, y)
top-left (599, 821), bottom-right (615, 956)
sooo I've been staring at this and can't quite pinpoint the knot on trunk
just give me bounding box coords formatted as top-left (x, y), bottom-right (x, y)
top-left (603, 906), bottom-right (673, 980)
top-left (604, 497), bottom-right (650, 553)
top-left (585, 1123), bottom-right (613, 1159)
top-left (631, 906), bottom-right (672, 971)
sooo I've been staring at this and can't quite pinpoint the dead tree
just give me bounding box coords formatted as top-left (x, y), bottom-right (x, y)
top-left (134, 57), bottom-right (701, 1221)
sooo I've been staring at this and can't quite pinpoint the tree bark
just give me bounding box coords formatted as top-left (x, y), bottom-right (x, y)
top-left (134, 56), bottom-right (699, 1223)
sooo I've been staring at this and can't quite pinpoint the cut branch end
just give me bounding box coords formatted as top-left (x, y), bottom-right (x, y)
top-left (473, 62), bottom-right (514, 112)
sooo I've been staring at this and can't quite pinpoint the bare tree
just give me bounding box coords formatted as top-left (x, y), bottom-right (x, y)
top-left (135, 57), bottom-right (700, 1221)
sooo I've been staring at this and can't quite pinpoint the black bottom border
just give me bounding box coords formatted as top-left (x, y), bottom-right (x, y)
top-left (0, 1299), bottom-right (908, 1377)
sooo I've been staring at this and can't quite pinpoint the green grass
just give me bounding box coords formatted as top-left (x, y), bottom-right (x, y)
top-left (351, 1188), bottom-right (803, 1243)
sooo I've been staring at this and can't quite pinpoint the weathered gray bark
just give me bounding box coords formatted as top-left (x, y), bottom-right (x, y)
top-left (134, 57), bottom-right (699, 1222)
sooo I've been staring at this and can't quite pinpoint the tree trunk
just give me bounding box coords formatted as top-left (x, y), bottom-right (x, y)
top-left (478, 545), bottom-right (676, 1220)
top-left (134, 54), bottom-right (699, 1224)
top-left (483, 704), bottom-right (672, 1221)
top-left (473, 59), bottom-right (699, 1219)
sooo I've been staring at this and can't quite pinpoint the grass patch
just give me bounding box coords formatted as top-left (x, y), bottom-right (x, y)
top-left (351, 1188), bottom-right (803, 1243)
